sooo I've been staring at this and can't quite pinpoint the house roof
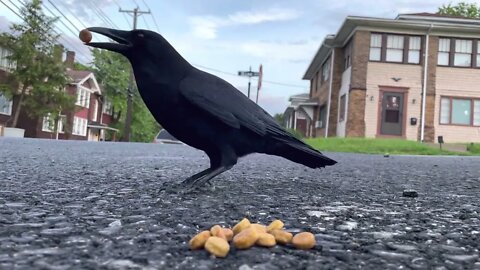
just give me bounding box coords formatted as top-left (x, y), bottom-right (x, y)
top-left (288, 93), bottom-right (310, 101)
top-left (303, 13), bottom-right (480, 80)
top-left (67, 70), bottom-right (102, 95)
top-left (67, 70), bottom-right (92, 83)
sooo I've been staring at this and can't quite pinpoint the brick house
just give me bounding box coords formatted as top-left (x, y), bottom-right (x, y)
top-left (0, 49), bottom-right (117, 140)
top-left (302, 13), bottom-right (480, 143)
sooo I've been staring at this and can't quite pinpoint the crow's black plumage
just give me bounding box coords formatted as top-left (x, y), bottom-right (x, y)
top-left (86, 27), bottom-right (336, 187)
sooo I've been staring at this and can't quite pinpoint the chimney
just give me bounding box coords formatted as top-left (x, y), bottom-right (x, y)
top-left (65, 51), bottom-right (75, 70)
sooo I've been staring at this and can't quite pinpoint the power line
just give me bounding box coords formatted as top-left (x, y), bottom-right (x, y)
top-left (141, 13), bottom-right (150, 29)
top-left (194, 64), bottom-right (306, 89)
top-left (46, 0), bottom-right (81, 32)
top-left (50, 0), bottom-right (88, 30)
top-left (140, 0), bottom-right (160, 32)
top-left (85, 0), bottom-right (118, 29)
top-left (17, 0), bottom-right (90, 63)
top-left (111, 0), bottom-right (131, 27)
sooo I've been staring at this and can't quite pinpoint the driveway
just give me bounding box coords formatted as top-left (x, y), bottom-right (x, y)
top-left (0, 138), bottom-right (479, 269)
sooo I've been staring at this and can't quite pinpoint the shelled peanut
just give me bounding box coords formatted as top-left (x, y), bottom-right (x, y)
top-left (188, 218), bottom-right (316, 258)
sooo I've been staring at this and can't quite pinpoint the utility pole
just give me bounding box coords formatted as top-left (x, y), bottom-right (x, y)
top-left (119, 7), bottom-right (150, 142)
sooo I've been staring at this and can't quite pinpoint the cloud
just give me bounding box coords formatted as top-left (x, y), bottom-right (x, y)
top-left (0, 16), bottom-right (12, 33)
top-left (189, 8), bottom-right (300, 39)
top-left (228, 8), bottom-right (299, 24)
top-left (240, 39), bottom-right (319, 63)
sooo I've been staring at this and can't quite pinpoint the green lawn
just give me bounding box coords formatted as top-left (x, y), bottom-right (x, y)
top-left (305, 137), bottom-right (467, 156)
top-left (467, 143), bottom-right (480, 154)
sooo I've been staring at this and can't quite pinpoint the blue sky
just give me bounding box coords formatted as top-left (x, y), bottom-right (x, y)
top-left (0, 0), bottom-right (476, 114)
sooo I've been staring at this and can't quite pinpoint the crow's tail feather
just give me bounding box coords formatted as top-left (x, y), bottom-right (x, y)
top-left (267, 140), bottom-right (337, 168)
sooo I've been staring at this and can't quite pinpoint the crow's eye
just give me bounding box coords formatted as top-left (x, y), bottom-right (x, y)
top-left (137, 33), bottom-right (144, 38)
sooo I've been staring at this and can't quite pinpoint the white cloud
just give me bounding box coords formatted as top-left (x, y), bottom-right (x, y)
top-left (228, 8), bottom-right (299, 25)
top-left (240, 40), bottom-right (319, 63)
top-left (190, 16), bottom-right (222, 40)
top-left (189, 8), bottom-right (300, 39)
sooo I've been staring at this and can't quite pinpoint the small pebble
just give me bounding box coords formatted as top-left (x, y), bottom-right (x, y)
top-left (402, 190), bottom-right (418, 198)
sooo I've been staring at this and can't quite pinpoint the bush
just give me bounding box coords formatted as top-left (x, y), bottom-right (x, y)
top-left (467, 143), bottom-right (480, 154)
top-left (287, 128), bottom-right (304, 140)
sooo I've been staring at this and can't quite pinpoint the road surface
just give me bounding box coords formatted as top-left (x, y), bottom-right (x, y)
top-left (0, 138), bottom-right (479, 269)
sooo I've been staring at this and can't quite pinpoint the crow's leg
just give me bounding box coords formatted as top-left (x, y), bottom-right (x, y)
top-left (182, 146), bottom-right (237, 188)
top-left (182, 168), bottom-right (213, 185)
top-left (186, 165), bottom-right (233, 187)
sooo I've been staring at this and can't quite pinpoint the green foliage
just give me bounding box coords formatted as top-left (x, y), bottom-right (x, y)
top-left (91, 48), bottom-right (159, 142)
top-left (467, 143), bottom-right (480, 154)
top-left (73, 62), bottom-right (92, 71)
top-left (306, 137), bottom-right (465, 156)
top-left (0, 0), bottom-right (73, 127)
top-left (287, 128), bottom-right (304, 140)
top-left (438, 2), bottom-right (480, 18)
top-left (273, 113), bottom-right (285, 127)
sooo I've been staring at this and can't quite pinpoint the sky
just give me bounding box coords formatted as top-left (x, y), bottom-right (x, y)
top-left (0, 0), bottom-right (476, 114)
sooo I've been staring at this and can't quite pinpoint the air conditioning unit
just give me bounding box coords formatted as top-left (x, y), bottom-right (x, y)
top-left (315, 121), bottom-right (323, 128)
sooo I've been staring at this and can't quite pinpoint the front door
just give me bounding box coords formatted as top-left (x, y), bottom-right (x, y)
top-left (296, 118), bottom-right (307, 137)
top-left (380, 92), bottom-right (404, 136)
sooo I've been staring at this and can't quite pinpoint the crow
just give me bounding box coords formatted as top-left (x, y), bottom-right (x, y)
top-left (86, 27), bottom-right (336, 187)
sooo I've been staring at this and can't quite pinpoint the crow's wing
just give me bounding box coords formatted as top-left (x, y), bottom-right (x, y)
top-left (179, 69), bottom-right (282, 136)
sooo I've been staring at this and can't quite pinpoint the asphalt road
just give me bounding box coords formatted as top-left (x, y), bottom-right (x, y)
top-left (0, 138), bottom-right (479, 269)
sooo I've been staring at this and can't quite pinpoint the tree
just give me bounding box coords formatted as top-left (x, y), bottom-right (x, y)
top-left (0, 0), bottom-right (73, 128)
top-left (91, 48), bottom-right (159, 142)
top-left (273, 113), bottom-right (285, 127)
top-left (438, 2), bottom-right (480, 18)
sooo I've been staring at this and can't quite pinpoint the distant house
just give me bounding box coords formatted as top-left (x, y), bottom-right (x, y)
top-left (0, 49), bottom-right (118, 140)
top-left (301, 12), bottom-right (480, 143)
top-left (0, 45), bottom-right (18, 132)
top-left (283, 93), bottom-right (318, 137)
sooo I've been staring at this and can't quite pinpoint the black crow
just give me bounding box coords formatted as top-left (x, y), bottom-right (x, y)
top-left (86, 28), bottom-right (336, 187)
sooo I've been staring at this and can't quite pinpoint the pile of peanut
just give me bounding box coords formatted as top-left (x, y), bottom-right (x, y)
top-left (189, 218), bottom-right (316, 258)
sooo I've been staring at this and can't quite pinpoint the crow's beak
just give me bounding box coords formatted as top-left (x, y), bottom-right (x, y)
top-left (86, 27), bottom-right (131, 53)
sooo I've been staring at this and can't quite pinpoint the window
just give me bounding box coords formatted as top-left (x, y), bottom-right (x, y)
top-left (344, 41), bottom-right (352, 70)
top-left (454, 39), bottom-right (472, 67)
top-left (477, 41), bottom-right (480, 67)
top-left (440, 97), bottom-right (480, 126)
top-left (73, 116), bottom-right (88, 136)
top-left (438, 38), bottom-right (450, 66)
top-left (42, 114), bottom-right (66, 133)
top-left (318, 105), bottom-right (327, 128)
top-left (0, 47), bottom-right (15, 71)
top-left (0, 93), bottom-right (12, 115)
top-left (322, 58), bottom-right (330, 82)
top-left (475, 100), bottom-right (480, 126)
top-left (438, 38), bottom-right (480, 67)
top-left (370, 34), bottom-right (382, 61)
top-left (440, 97), bottom-right (450, 124)
top-left (339, 94), bottom-right (346, 122)
top-left (92, 100), bottom-right (98, 121)
top-left (386, 35), bottom-right (404, 62)
top-left (408, 37), bottom-right (421, 64)
top-left (103, 100), bottom-right (113, 115)
top-left (315, 71), bottom-right (320, 91)
top-left (76, 88), bottom-right (90, 108)
top-left (370, 33), bottom-right (421, 64)
top-left (58, 116), bottom-right (66, 133)
top-left (42, 114), bottom-right (54, 132)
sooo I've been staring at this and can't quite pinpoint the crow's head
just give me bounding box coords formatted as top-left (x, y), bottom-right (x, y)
top-left (86, 27), bottom-right (165, 58)
top-left (85, 27), bottom-right (190, 76)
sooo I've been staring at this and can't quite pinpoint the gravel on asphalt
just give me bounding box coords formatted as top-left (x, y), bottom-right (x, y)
top-left (0, 138), bottom-right (479, 269)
